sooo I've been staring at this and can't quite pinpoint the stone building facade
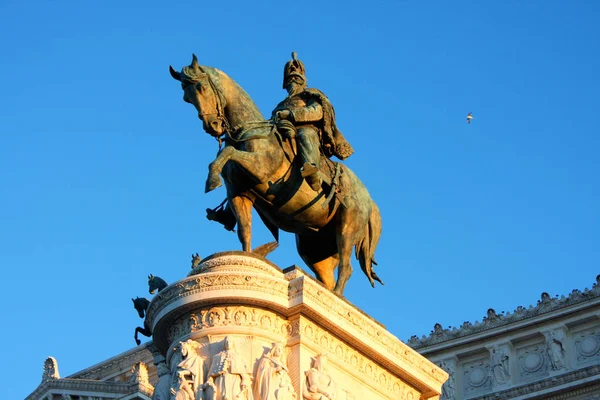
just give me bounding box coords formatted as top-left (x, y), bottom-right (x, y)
top-left (408, 276), bottom-right (600, 399)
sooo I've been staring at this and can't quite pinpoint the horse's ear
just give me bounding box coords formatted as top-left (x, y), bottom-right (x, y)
top-left (148, 274), bottom-right (153, 279)
top-left (169, 66), bottom-right (181, 81)
top-left (191, 54), bottom-right (199, 68)
top-left (132, 298), bottom-right (135, 302)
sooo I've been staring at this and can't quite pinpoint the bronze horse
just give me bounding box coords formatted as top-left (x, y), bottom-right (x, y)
top-left (170, 55), bottom-right (382, 295)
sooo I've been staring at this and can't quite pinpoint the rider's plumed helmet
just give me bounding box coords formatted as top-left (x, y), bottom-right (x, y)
top-left (283, 51), bottom-right (306, 88)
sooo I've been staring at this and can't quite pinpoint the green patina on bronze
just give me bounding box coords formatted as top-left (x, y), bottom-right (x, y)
top-left (169, 54), bottom-right (383, 296)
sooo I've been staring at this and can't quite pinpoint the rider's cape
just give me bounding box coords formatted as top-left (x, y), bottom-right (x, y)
top-left (304, 88), bottom-right (354, 160)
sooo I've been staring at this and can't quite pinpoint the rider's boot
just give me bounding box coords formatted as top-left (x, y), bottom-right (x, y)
top-left (206, 201), bottom-right (237, 231)
top-left (297, 127), bottom-right (322, 192)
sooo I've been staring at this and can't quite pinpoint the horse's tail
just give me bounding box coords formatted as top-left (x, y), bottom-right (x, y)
top-left (356, 201), bottom-right (384, 288)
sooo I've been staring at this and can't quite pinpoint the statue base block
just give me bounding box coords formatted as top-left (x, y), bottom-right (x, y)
top-left (145, 252), bottom-right (447, 400)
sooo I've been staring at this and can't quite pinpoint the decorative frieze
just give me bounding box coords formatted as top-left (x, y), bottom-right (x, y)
top-left (408, 276), bottom-right (600, 349)
top-left (166, 306), bottom-right (294, 345)
top-left (293, 272), bottom-right (448, 385)
top-left (298, 318), bottom-right (421, 399)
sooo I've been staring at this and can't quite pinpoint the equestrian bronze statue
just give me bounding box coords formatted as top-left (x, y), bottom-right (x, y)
top-left (169, 53), bottom-right (383, 295)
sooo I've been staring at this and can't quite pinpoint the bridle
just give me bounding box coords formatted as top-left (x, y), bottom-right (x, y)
top-left (183, 68), bottom-right (274, 148)
top-left (183, 69), bottom-right (231, 146)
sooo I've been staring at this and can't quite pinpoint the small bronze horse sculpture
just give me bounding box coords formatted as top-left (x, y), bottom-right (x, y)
top-left (191, 253), bottom-right (202, 269)
top-left (148, 274), bottom-right (167, 294)
top-left (132, 297), bottom-right (151, 345)
top-left (170, 55), bottom-right (383, 295)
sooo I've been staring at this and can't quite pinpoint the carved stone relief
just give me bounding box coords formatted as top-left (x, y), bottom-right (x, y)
top-left (303, 354), bottom-right (337, 400)
top-left (489, 345), bottom-right (511, 386)
top-left (42, 356), bottom-right (60, 381)
top-left (203, 336), bottom-right (254, 400)
top-left (170, 339), bottom-right (205, 400)
top-left (297, 318), bottom-right (420, 399)
top-left (544, 329), bottom-right (567, 371)
top-left (152, 362), bottom-right (171, 400)
top-left (167, 306), bottom-right (294, 345)
top-left (435, 359), bottom-right (455, 400)
top-left (517, 343), bottom-right (548, 380)
top-left (438, 359), bottom-right (456, 400)
top-left (294, 278), bottom-right (447, 385)
top-left (130, 361), bottom-right (151, 386)
top-left (254, 342), bottom-right (297, 400)
top-left (462, 358), bottom-right (491, 396)
top-left (575, 328), bottom-right (600, 364)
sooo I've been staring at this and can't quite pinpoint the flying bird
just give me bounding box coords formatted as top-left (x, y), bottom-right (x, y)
top-left (466, 112), bottom-right (473, 124)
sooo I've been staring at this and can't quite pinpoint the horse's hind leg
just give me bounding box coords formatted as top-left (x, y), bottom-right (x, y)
top-left (334, 195), bottom-right (370, 295)
top-left (334, 230), bottom-right (355, 296)
top-left (229, 194), bottom-right (254, 252)
top-left (295, 233), bottom-right (338, 291)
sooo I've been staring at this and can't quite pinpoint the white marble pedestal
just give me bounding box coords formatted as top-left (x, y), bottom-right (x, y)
top-left (145, 251), bottom-right (447, 400)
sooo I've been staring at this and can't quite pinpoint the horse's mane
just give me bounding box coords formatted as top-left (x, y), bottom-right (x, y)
top-left (184, 65), bottom-right (264, 121)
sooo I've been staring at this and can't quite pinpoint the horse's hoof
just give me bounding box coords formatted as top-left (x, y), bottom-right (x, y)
top-left (135, 339), bottom-right (141, 346)
top-left (205, 175), bottom-right (223, 193)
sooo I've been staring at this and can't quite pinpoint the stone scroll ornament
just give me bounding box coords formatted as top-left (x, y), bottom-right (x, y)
top-left (302, 354), bottom-right (337, 400)
top-left (254, 343), bottom-right (297, 400)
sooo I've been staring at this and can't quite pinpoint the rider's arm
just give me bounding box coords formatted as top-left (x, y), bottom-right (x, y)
top-left (289, 99), bottom-right (323, 123)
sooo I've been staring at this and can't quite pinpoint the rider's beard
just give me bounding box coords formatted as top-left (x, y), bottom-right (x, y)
top-left (287, 81), bottom-right (304, 96)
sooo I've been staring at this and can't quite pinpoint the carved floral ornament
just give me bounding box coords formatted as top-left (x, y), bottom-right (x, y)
top-left (166, 306), bottom-right (295, 345)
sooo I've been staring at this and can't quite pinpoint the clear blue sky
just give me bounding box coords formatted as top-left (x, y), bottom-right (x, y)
top-left (1, 1), bottom-right (599, 398)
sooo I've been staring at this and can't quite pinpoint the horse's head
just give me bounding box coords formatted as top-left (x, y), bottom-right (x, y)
top-left (170, 54), bottom-right (227, 137)
top-left (132, 297), bottom-right (147, 318)
top-left (148, 274), bottom-right (167, 294)
top-left (191, 252), bottom-right (202, 269)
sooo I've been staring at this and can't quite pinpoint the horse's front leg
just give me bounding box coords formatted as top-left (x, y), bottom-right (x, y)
top-left (206, 146), bottom-right (273, 193)
top-left (206, 147), bottom-right (233, 193)
top-left (229, 194), bottom-right (254, 252)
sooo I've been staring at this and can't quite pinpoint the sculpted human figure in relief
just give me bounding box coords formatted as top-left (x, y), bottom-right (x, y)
top-left (546, 330), bottom-right (567, 371)
top-left (152, 362), bottom-right (171, 400)
top-left (439, 361), bottom-right (456, 400)
top-left (302, 354), bottom-right (337, 400)
top-left (254, 343), bottom-right (297, 400)
top-left (42, 357), bottom-right (60, 382)
top-left (203, 336), bottom-right (254, 400)
top-left (490, 346), bottom-right (510, 385)
top-left (170, 340), bottom-right (205, 400)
